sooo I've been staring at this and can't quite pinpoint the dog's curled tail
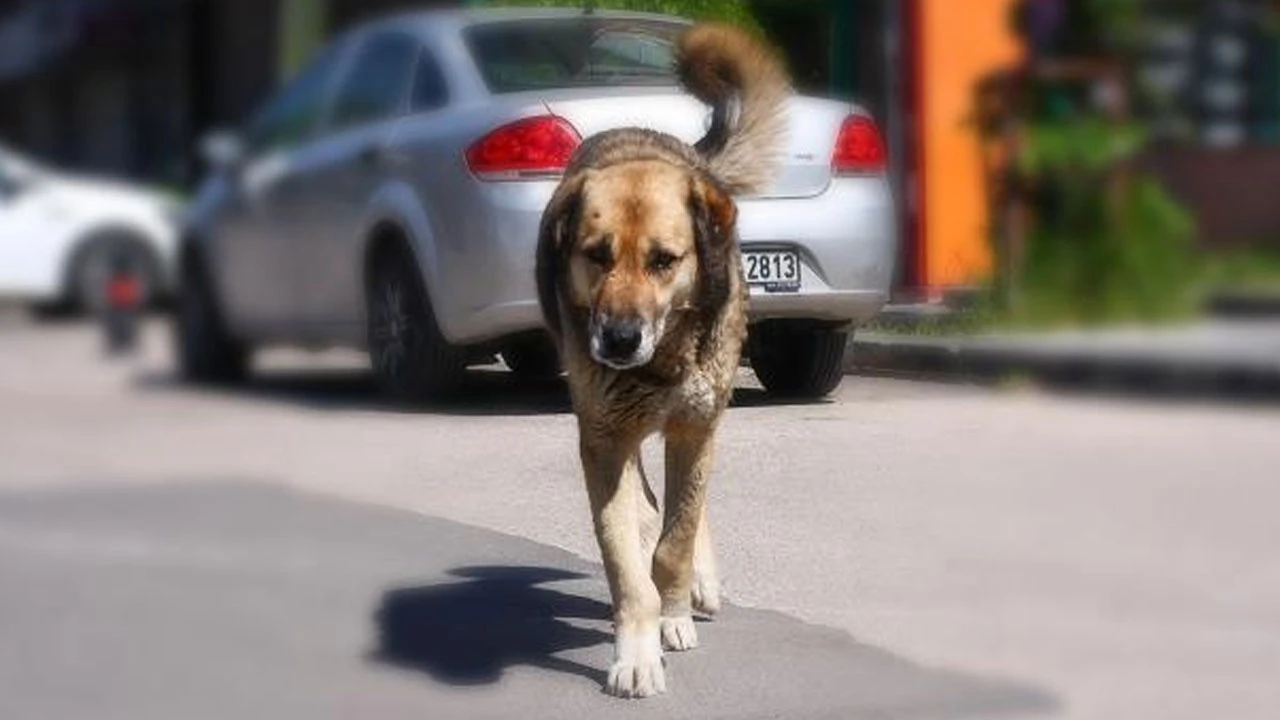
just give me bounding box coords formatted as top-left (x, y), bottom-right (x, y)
top-left (676, 23), bottom-right (791, 196)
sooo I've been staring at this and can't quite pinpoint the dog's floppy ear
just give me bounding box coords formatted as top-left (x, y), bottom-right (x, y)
top-left (688, 173), bottom-right (738, 321)
top-left (536, 173), bottom-right (587, 339)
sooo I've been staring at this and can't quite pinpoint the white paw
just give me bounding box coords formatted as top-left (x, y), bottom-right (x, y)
top-left (605, 628), bottom-right (666, 699)
top-left (691, 573), bottom-right (721, 616)
top-left (660, 615), bottom-right (699, 652)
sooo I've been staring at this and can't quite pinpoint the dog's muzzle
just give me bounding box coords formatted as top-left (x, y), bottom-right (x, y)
top-left (590, 315), bottom-right (657, 370)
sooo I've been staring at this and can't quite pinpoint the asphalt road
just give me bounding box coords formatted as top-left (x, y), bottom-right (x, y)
top-left (2, 314), bottom-right (1278, 719)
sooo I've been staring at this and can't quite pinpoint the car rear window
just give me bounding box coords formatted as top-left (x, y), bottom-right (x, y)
top-left (464, 18), bottom-right (685, 93)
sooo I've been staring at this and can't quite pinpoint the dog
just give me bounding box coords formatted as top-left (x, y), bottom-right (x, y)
top-left (534, 23), bottom-right (790, 698)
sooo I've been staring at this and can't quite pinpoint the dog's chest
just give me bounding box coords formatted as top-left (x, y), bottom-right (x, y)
top-left (664, 309), bottom-right (745, 424)
top-left (670, 369), bottom-right (721, 421)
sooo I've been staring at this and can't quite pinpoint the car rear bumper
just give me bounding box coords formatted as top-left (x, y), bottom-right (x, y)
top-left (428, 175), bottom-right (896, 346)
top-left (736, 174), bottom-right (896, 326)
top-left (747, 289), bottom-right (888, 327)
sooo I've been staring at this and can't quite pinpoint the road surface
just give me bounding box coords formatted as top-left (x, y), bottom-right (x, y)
top-left (1, 314), bottom-right (1277, 719)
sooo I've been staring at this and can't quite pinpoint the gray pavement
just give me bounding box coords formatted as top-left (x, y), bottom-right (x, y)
top-left (0, 481), bottom-right (1050, 720)
top-left (3, 317), bottom-right (1280, 720)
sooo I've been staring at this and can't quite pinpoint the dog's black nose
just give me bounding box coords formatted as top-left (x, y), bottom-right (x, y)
top-left (600, 318), bottom-right (643, 359)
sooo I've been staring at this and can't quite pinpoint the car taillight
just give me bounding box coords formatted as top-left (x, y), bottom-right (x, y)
top-left (465, 115), bottom-right (581, 180)
top-left (832, 115), bottom-right (886, 175)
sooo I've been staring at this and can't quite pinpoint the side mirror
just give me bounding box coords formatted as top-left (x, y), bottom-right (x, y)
top-left (199, 131), bottom-right (245, 170)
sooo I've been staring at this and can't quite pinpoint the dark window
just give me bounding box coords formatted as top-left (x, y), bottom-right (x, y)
top-left (464, 18), bottom-right (684, 93)
top-left (330, 32), bottom-right (419, 130)
top-left (411, 50), bottom-right (450, 112)
top-left (245, 45), bottom-right (345, 152)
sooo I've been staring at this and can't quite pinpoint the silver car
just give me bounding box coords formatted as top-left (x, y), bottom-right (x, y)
top-left (177, 8), bottom-right (896, 400)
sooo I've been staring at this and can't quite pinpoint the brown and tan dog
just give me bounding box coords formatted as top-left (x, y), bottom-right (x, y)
top-left (535, 23), bottom-right (790, 698)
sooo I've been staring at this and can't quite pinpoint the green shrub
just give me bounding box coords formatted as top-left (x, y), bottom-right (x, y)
top-left (1015, 119), bottom-right (1197, 325)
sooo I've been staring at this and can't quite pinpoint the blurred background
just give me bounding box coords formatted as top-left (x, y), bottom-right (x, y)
top-left (4, 0), bottom-right (1280, 322)
top-left (3, 4), bottom-right (1280, 720)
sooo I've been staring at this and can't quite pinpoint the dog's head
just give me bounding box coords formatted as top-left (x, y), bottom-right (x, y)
top-left (537, 160), bottom-right (736, 370)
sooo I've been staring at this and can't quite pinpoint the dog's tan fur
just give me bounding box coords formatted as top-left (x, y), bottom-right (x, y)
top-left (535, 23), bottom-right (789, 698)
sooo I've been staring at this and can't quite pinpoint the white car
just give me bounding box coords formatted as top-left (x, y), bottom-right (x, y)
top-left (0, 145), bottom-right (180, 313)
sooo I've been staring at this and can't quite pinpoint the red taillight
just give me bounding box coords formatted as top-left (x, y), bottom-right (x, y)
top-left (832, 115), bottom-right (886, 175)
top-left (466, 115), bottom-right (581, 180)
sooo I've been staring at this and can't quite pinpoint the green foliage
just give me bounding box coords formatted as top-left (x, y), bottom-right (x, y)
top-left (1197, 249), bottom-right (1280, 294)
top-left (1084, 0), bottom-right (1201, 51)
top-left (999, 0), bottom-right (1204, 327)
top-left (1019, 120), bottom-right (1147, 176)
top-left (1015, 138), bottom-right (1198, 326)
top-left (482, 0), bottom-right (761, 31)
top-left (1083, 0), bottom-right (1144, 52)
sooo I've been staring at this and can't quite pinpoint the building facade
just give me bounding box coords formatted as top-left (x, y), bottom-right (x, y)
top-left (0, 0), bottom-right (454, 186)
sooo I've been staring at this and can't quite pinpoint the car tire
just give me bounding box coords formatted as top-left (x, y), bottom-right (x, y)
top-left (367, 247), bottom-right (467, 403)
top-left (502, 335), bottom-right (562, 380)
top-left (748, 320), bottom-right (849, 399)
top-left (174, 251), bottom-right (248, 384)
top-left (71, 232), bottom-right (161, 315)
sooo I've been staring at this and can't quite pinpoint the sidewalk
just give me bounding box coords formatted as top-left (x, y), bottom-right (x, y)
top-left (847, 319), bottom-right (1280, 398)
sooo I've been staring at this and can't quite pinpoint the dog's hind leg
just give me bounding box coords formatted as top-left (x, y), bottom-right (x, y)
top-left (652, 422), bottom-right (718, 652)
top-left (581, 439), bottom-right (666, 698)
top-left (691, 504), bottom-right (722, 616)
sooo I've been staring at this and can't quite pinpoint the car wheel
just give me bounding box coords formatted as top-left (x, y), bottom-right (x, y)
top-left (748, 320), bottom-right (849, 399)
top-left (367, 248), bottom-right (467, 402)
top-left (502, 335), bottom-right (561, 380)
top-left (174, 251), bottom-right (248, 383)
top-left (72, 233), bottom-right (161, 315)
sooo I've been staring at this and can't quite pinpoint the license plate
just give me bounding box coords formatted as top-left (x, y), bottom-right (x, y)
top-left (743, 249), bottom-right (801, 292)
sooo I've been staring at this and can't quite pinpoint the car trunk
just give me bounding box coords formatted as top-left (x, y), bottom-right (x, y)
top-left (541, 90), bottom-right (854, 199)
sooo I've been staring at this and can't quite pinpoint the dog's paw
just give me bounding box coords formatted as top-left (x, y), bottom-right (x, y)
top-left (660, 615), bottom-right (699, 652)
top-left (605, 629), bottom-right (666, 699)
top-left (691, 572), bottom-right (721, 616)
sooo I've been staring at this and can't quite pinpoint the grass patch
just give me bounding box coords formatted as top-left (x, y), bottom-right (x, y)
top-left (1195, 249), bottom-right (1280, 296)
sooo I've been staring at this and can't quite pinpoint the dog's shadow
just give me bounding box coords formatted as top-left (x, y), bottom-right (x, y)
top-left (371, 566), bottom-right (612, 687)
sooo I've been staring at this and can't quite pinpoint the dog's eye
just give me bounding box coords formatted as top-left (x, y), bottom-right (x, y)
top-left (584, 243), bottom-right (612, 268)
top-left (648, 250), bottom-right (680, 273)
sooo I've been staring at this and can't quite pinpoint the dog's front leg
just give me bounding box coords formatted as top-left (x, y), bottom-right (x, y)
top-left (691, 503), bottom-right (721, 616)
top-left (652, 421), bottom-right (718, 652)
top-left (581, 438), bottom-right (665, 698)
top-left (636, 455), bottom-right (662, 566)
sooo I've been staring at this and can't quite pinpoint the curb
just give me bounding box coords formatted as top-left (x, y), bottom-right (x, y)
top-left (845, 334), bottom-right (1280, 400)
top-left (1207, 292), bottom-right (1280, 319)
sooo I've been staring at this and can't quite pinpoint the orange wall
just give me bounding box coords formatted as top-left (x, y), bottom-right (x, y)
top-left (918, 0), bottom-right (1022, 288)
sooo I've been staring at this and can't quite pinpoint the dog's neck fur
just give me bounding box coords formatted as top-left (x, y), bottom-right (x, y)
top-left (560, 271), bottom-right (747, 430)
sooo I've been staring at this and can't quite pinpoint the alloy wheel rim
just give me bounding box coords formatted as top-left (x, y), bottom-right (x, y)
top-left (84, 248), bottom-right (148, 312)
top-left (372, 277), bottom-right (412, 382)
